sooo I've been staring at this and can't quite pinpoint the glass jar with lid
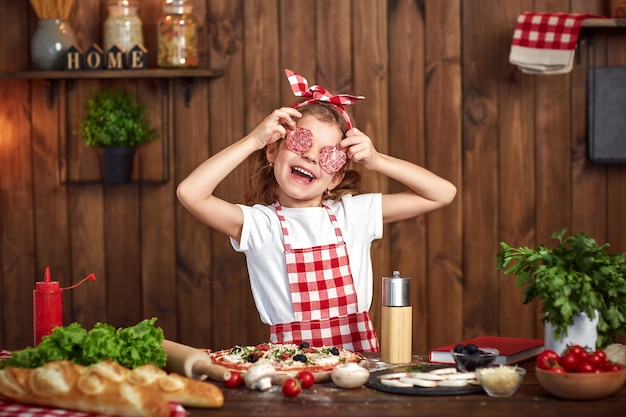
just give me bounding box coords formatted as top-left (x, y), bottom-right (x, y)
top-left (103, 0), bottom-right (144, 54)
top-left (157, 0), bottom-right (199, 68)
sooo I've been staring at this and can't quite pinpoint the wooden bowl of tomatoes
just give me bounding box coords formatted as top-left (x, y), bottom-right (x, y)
top-left (535, 345), bottom-right (626, 400)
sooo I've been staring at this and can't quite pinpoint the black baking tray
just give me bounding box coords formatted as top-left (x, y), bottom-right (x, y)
top-left (365, 365), bottom-right (485, 396)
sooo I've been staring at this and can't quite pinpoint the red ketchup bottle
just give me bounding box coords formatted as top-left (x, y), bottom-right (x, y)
top-left (33, 267), bottom-right (96, 346)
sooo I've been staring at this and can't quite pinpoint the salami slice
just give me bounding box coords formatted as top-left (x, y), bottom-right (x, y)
top-left (285, 127), bottom-right (313, 154)
top-left (320, 146), bottom-right (347, 174)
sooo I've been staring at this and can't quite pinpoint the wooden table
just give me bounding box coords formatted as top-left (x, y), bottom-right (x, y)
top-left (187, 356), bottom-right (626, 417)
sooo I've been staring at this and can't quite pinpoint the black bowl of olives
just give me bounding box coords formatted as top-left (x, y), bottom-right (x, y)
top-left (450, 343), bottom-right (499, 372)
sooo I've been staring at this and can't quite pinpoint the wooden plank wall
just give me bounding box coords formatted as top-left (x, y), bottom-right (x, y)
top-left (1, 0), bottom-right (625, 352)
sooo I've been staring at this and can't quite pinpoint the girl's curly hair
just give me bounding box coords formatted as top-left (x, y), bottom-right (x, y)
top-left (244, 102), bottom-right (361, 205)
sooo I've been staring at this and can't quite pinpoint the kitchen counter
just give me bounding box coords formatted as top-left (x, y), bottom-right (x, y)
top-left (188, 356), bottom-right (626, 417)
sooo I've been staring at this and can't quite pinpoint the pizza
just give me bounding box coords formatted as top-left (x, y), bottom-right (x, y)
top-left (209, 342), bottom-right (366, 376)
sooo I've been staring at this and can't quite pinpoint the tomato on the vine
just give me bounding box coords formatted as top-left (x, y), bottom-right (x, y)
top-left (295, 371), bottom-right (315, 389)
top-left (223, 371), bottom-right (244, 388)
top-left (560, 352), bottom-right (579, 372)
top-left (577, 349), bottom-right (590, 364)
top-left (589, 350), bottom-right (607, 368)
top-left (282, 378), bottom-right (302, 397)
top-left (536, 349), bottom-right (560, 370)
top-left (603, 363), bottom-right (623, 372)
top-left (565, 345), bottom-right (586, 357)
top-left (577, 361), bottom-right (596, 373)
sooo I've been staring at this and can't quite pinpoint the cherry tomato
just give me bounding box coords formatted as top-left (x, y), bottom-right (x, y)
top-left (282, 377), bottom-right (302, 397)
top-left (565, 345), bottom-right (586, 357)
top-left (223, 371), bottom-right (244, 388)
top-left (603, 363), bottom-right (623, 372)
top-left (256, 343), bottom-right (271, 351)
top-left (295, 371), bottom-right (315, 389)
top-left (577, 350), bottom-right (590, 364)
top-left (589, 350), bottom-right (607, 368)
top-left (536, 349), bottom-right (560, 370)
top-left (577, 361), bottom-right (596, 373)
top-left (550, 365), bottom-right (566, 373)
top-left (560, 352), bottom-right (579, 372)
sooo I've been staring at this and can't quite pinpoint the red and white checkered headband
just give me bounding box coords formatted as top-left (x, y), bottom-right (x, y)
top-left (284, 69), bottom-right (364, 129)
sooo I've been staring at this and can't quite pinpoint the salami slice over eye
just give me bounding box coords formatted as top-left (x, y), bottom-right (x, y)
top-left (285, 127), bottom-right (313, 154)
top-left (320, 146), bottom-right (347, 174)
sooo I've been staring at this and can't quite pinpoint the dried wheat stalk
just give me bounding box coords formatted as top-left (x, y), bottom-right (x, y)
top-left (29, 0), bottom-right (76, 20)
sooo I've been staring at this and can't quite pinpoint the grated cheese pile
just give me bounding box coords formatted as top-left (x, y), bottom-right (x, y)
top-left (478, 366), bottom-right (523, 395)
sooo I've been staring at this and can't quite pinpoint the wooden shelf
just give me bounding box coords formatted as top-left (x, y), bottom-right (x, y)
top-left (0, 68), bottom-right (224, 185)
top-left (0, 68), bottom-right (224, 107)
top-left (582, 18), bottom-right (626, 28)
top-left (0, 68), bottom-right (223, 80)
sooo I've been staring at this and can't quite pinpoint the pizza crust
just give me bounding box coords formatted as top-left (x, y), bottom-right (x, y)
top-left (209, 343), bottom-right (366, 383)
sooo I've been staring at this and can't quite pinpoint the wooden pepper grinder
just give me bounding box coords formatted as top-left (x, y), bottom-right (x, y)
top-left (381, 270), bottom-right (412, 364)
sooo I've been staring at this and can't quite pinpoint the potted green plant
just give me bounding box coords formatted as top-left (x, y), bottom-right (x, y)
top-left (496, 228), bottom-right (626, 351)
top-left (78, 87), bottom-right (158, 183)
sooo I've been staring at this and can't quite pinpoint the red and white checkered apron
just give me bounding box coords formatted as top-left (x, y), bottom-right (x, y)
top-left (269, 202), bottom-right (379, 352)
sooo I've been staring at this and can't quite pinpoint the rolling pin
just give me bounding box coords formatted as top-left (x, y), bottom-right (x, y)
top-left (162, 339), bottom-right (231, 382)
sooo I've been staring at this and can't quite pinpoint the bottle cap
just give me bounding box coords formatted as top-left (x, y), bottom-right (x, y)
top-left (35, 267), bottom-right (60, 292)
top-left (34, 267), bottom-right (96, 292)
top-left (382, 270), bottom-right (410, 307)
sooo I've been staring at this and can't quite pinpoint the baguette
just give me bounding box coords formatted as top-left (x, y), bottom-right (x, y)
top-left (0, 360), bottom-right (223, 417)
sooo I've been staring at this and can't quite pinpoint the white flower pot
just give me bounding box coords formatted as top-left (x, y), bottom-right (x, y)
top-left (544, 311), bottom-right (599, 355)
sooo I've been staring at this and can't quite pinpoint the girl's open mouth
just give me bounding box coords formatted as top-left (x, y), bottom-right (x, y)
top-left (291, 166), bottom-right (315, 182)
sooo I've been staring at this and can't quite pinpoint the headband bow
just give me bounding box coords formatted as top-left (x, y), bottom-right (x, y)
top-left (284, 68), bottom-right (364, 129)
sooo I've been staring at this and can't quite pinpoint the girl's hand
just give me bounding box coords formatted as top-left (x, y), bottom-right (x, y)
top-left (340, 128), bottom-right (380, 169)
top-left (249, 107), bottom-right (302, 149)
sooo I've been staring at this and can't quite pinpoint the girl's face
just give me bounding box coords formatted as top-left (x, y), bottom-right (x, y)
top-left (266, 115), bottom-right (345, 207)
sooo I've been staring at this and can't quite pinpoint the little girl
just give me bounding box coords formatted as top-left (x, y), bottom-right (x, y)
top-left (177, 69), bottom-right (457, 352)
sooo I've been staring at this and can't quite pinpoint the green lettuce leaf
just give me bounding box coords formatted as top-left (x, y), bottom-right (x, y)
top-left (0, 318), bottom-right (166, 369)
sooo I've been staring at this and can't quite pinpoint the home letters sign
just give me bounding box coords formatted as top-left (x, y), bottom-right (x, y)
top-left (65, 43), bottom-right (147, 71)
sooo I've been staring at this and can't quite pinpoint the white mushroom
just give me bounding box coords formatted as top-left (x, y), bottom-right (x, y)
top-left (331, 362), bottom-right (370, 389)
top-left (244, 362), bottom-right (276, 391)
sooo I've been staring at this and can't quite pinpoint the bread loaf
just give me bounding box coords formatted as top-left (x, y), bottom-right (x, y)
top-left (0, 360), bottom-right (223, 417)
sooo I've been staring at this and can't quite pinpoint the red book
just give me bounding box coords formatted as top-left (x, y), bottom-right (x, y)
top-left (429, 336), bottom-right (545, 365)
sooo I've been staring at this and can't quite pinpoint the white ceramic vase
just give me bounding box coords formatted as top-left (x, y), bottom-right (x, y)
top-left (544, 311), bottom-right (599, 355)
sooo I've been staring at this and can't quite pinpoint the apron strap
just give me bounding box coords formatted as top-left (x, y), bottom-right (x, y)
top-left (273, 201), bottom-right (344, 251)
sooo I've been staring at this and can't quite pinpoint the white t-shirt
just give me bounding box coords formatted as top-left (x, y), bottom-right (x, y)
top-left (230, 193), bottom-right (383, 325)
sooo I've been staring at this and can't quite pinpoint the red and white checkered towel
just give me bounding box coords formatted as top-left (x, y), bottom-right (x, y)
top-left (509, 12), bottom-right (605, 74)
top-left (0, 401), bottom-right (186, 417)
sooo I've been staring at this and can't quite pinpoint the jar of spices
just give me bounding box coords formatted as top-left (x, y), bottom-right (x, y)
top-left (103, 0), bottom-right (144, 54)
top-left (157, 0), bottom-right (199, 68)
